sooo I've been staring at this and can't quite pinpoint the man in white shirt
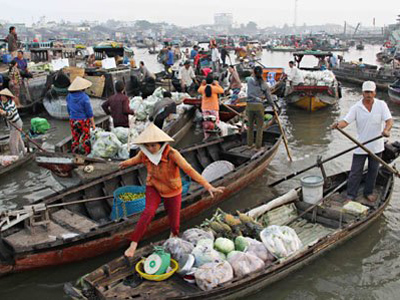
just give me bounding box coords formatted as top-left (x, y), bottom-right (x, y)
top-left (178, 60), bottom-right (196, 92)
top-left (287, 61), bottom-right (304, 86)
top-left (332, 81), bottom-right (393, 202)
top-left (211, 45), bottom-right (221, 73)
top-left (285, 61), bottom-right (304, 96)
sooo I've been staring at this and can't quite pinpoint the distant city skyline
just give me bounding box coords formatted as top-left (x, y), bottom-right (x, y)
top-left (2, 0), bottom-right (398, 28)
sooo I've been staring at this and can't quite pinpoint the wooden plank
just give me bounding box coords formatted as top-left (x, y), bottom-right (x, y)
top-left (51, 209), bottom-right (98, 233)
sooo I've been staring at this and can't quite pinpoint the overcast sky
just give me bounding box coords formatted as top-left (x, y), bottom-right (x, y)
top-left (2, 0), bottom-right (399, 28)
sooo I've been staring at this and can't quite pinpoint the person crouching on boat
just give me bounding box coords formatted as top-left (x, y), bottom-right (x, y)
top-left (66, 76), bottom-right (95, 155)
top-left (0, 89), bottom-right (25, 156)
top-left (119, 123), bottom-right (225, 257)
top-left (198, 75), bottom-right (224, 140)
top-left (246, 66), bottom-right (274, 149)
top-left (285, 61), bottom-right (304, 96)
top-left (331, 81), bottom-right (393, 202)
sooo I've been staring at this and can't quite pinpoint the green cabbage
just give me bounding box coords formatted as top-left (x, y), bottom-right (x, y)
top-left (235, 236), bottom-right (248, 252)
top-left (214, 237), bottom-right (234, 254)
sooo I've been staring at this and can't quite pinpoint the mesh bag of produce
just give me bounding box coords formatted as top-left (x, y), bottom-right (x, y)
top-left (227, 252), bottom-right (265, 278)
top-left (194, 261), bottom-right (233, 291)
top-left (181, 228), bottom-right (214, 245)
top-left (163, 237), bottom-right (194, 262)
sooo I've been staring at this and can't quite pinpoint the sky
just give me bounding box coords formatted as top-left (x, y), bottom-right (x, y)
top-left (2, 0), bottom-right (399, 28)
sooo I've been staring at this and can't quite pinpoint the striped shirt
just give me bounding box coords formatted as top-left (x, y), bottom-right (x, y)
top-left (0, 99), bottom-right (20, 123)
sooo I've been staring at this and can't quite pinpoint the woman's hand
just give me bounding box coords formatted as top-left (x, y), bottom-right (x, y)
top-left (0, 109), bottom-right (6, 116)
top-left (207, 185), bottom-right (225, 198)
top-left (119, 160), bottom-right (131, 169)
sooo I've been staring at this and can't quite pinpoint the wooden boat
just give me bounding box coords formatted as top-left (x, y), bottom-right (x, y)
top-left (43, 94), bottom-right (106, 120)
top-left (0, 125), bottom-right (282, 276)
top-left (63, 142), bottom-right (400, 300)
top-left (286, 51), bottom-right (341, 112)
top-left (388, 82), bottom-right (400, 104)
top-left (0, 153), bottom-right (35, 177)
top-left (356, 44), bottom-right (365, 50)
top-left (332, 62), bottom-right (396, 91)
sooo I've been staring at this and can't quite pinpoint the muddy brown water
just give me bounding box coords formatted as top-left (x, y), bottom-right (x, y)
top-left (1, 45), bottom-right (399, 299)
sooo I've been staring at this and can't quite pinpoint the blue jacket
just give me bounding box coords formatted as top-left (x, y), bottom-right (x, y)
top-left (66, 91), bottom-right (94, 120)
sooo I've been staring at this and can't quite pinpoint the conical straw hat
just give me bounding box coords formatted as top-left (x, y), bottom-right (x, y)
top-left (0, 88), bottom-right (15, 98)
top-left (68, 76), bottom-right (93, 92)
top-left (133, 123), bottom-right (174, 144)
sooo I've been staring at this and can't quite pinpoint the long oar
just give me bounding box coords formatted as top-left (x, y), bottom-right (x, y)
top-left (221, 102), bottom-right (243, 117)
top-left (272, 104), bottom-right (293, 162)
top-left (268, 135), bottom-right (383, 187)
top-left (336, 128), bottom-right (400, 177)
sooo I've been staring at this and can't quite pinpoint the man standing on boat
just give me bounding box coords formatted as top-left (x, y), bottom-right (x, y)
top-left (101, 80), bottom-right (134, 128)
top-left (5, 26), bottom-right (18, 58)
top-left (285, 61), bottom-right (304, 96)
top-left (178, 60), bottom-right (196, 92)
top-left (332, 81), bottom-right (393, 202)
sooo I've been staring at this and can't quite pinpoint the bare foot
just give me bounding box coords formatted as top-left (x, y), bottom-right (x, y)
top-left (365, 194), bottom-right (377, 202)
top-left (124, 241), bottom-right (138, 257)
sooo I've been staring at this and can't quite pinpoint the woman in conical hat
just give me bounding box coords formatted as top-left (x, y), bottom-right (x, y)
top-left (0, 88), bottom-right (25, 156)
top-left (66, 76), bottom-right (95, 155)
top-left (119, 123), bottom-right (225, 257)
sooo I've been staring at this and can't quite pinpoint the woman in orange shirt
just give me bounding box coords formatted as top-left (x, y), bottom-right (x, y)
top-left (119, 123), bottom-right (225, 257)
top-left (198, 75), bottom-right (224, 140)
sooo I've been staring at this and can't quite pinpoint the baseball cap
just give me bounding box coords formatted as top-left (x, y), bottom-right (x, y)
top-left (362, 81), bottom-right (376, 92)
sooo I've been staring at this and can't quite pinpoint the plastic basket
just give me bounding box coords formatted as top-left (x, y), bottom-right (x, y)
top-left (111, 180), bottom-right (191, 220)
top-left (135, 258), bottom-right (178, 281)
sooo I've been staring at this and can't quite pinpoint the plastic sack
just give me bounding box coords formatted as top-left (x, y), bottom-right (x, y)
top-left (163, 237), bottom-right (194, 262)
top-left (244, 237), bottom-right (274, 263)
top-left (90, 127), bottom-right (104, 144)
top-left (111, 127), bottom-right (129, 144)
top-left (192, 244), bottom-right (222, 267)
top-left (227, 252), bottom-right (265, 278)
top-left (91, 132), bottom-right (122, 158)
top-left (194, 261), bottom-right (234, 291)
top-left (260, 225), bottom-right (302, 259)
top-left (118, 144), bottom-right (130, 160)
top-left (153, 87), bottom-right (166, 98)
top-left (182, 228), bottom-right (214, 245)
top-left (197, 239), bottom-right (214, 248)
top-left (129, 96), bottom-right (143, 112)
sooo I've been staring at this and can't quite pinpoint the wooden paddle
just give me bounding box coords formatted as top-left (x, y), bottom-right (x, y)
top-left (336, 128), bottom-right (400, 177)
top-left (221, 102), bottom-right (243, 117)
top-left (272, 104), bottom-right (293, 162)
top-left (269, 135), bottom-right (383, 187)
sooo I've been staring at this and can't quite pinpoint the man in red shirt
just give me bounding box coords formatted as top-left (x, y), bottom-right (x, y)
top-left (101, 81), bottom-right (134, 127)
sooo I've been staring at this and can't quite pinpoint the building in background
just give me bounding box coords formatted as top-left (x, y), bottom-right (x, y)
top-left (214, 13), bottom-right (233, 33)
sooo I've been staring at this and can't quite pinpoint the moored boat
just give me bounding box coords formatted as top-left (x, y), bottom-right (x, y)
top-left (285, 51), bottom-right (341, 112)
top-left (0, 125), bottom-right (282, 276)
top-left (64, 142), bottom-right (400, 300)
top-left (332, 62), bottom-right (396, 91)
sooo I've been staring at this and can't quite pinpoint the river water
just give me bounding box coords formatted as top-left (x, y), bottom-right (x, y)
top-left (1, 45), bottom-right (400, 300)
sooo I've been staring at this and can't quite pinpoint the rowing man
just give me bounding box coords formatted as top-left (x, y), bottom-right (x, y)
top-left (332, 81), bottom-right (393, 202)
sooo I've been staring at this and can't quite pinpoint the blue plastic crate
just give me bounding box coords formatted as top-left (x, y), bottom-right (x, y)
top-left (111, 180), bottom-right (191, 220)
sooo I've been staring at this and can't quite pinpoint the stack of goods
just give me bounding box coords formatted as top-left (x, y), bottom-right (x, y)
top-left (27, 62), bottom-right (53, 72)
top-left (127, 87), bottom-right (192, 149)
top-left (160, 208), bottom-right (302, 291)
top-left (89, 127), bottom-right (130, 159)
top-left (301, 70), bottom-right (336, 86)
